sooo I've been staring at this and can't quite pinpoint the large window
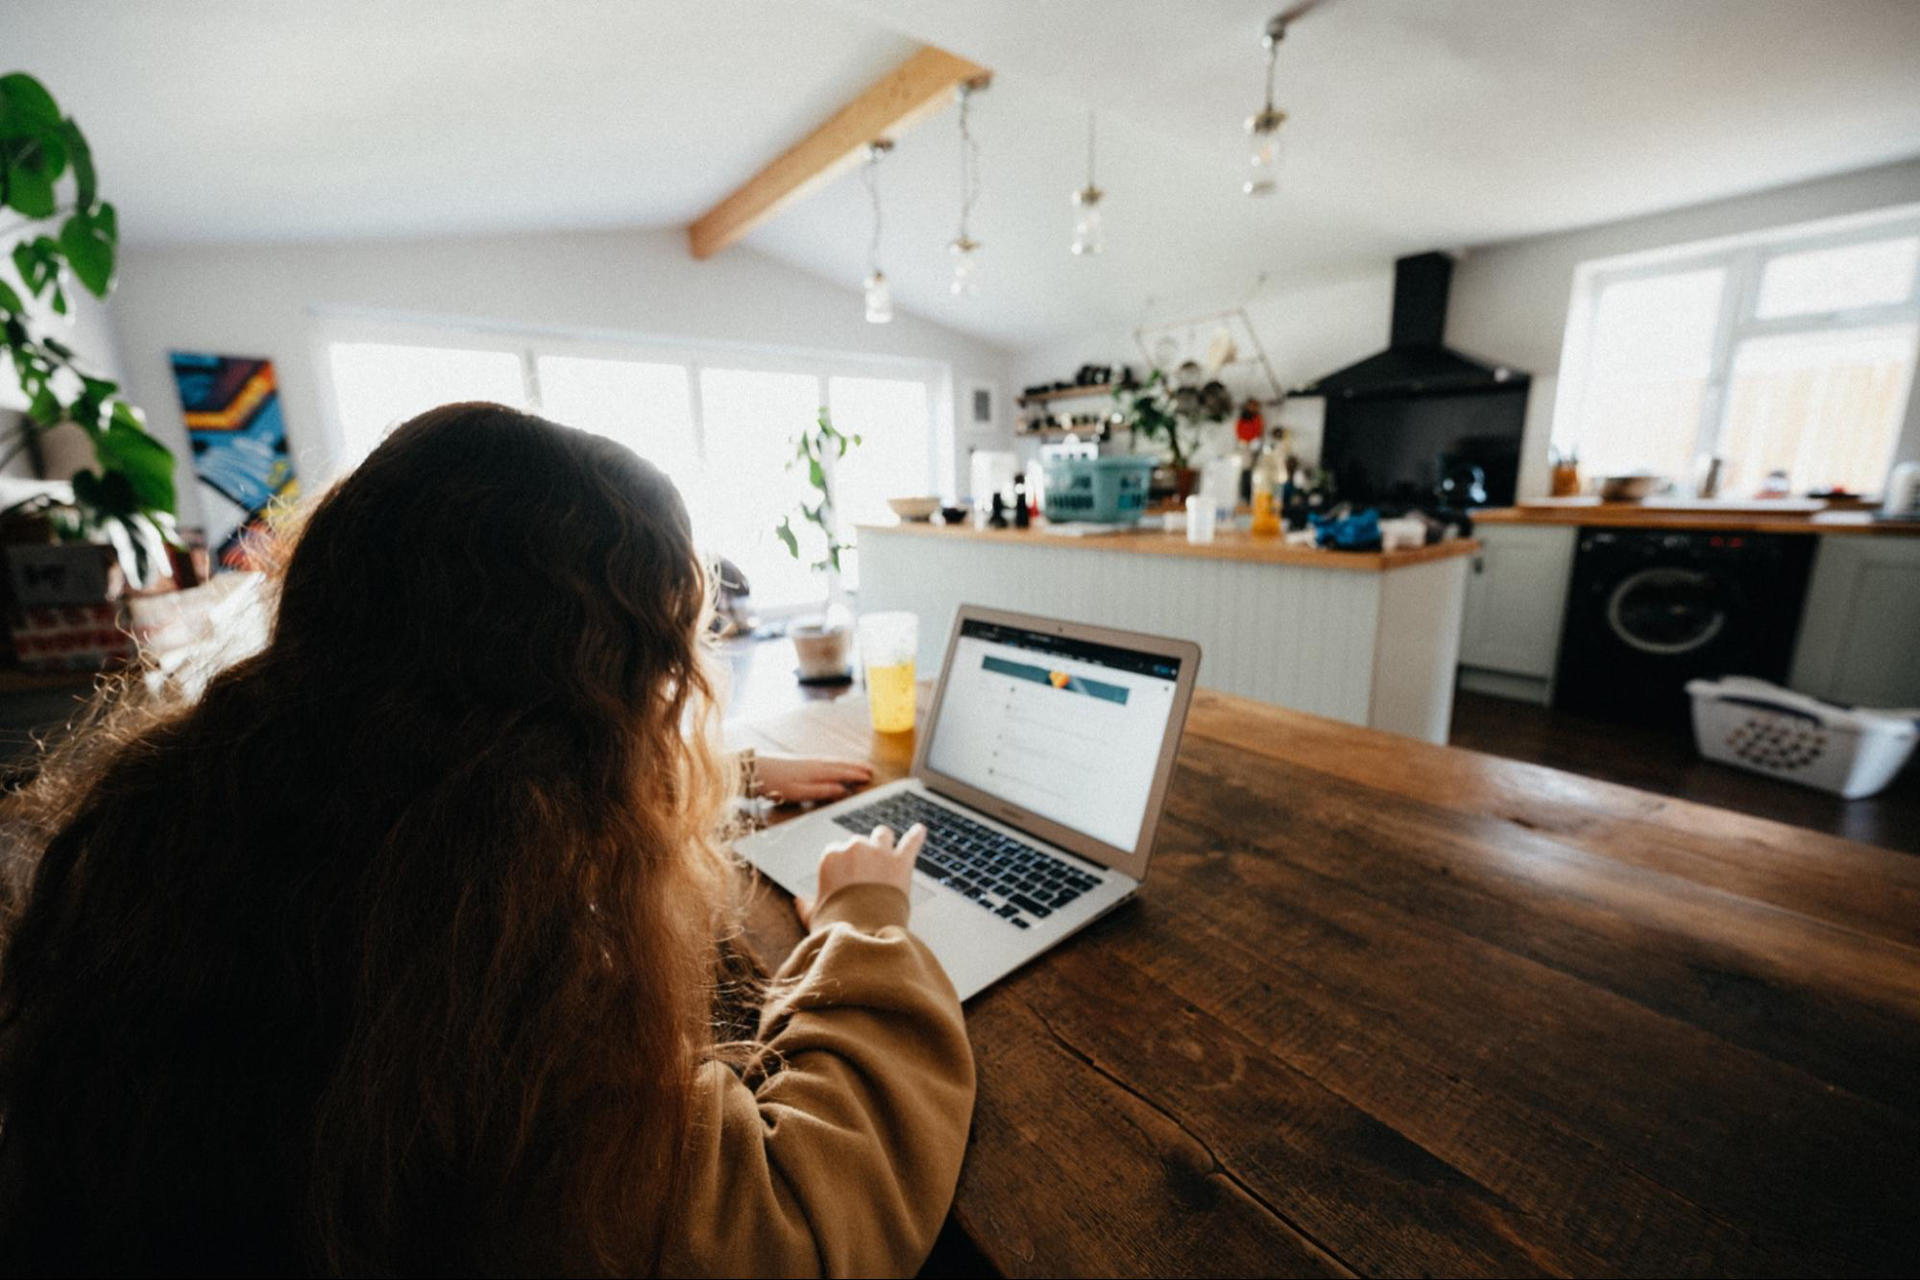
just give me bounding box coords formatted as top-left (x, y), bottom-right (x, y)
top-left (1555, 210), bottom-right (1920, 497)
top-left (321, 327), bottom-right (943, 611)
top-left (327, 342), bottom-right (528, 438)
top-left (822, 375), bottom-right (936, 588)
top-left (696, 367), bottom-right (824, 610)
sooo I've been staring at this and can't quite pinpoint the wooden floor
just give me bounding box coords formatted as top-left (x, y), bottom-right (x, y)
top-left (1449, 690), bottom-right (1920, 857)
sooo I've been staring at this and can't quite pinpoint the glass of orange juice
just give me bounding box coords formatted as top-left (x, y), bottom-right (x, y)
top-left (858, 611), bottom-right (918, 734)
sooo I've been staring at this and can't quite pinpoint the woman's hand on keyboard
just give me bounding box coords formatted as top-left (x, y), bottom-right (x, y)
top-left (755, 754), bottom-right (874, 804)
top-left (796, 823), bottom-right (927, 927)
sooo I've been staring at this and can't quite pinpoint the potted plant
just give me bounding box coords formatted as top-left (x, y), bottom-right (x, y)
top-left (1115, 370), bottom-right (1228, 502)
top-left (1, 71), bottom-right (180, 591)
top-left (774, 408), bottom-right (861, 683)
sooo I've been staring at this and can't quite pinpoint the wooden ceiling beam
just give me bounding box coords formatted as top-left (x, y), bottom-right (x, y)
top-left (688, 45), bottom-right (989, 260)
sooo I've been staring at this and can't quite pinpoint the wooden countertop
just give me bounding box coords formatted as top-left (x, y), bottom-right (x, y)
top-left (1478, 499), bottom-right (1920, 535)
top-left (858, 519), bottom-right (1479, 571)
top-left (732, 688), bottom-right (1920, 1276)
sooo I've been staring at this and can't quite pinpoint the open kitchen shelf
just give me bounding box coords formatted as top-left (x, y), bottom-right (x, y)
top-left (1015, 424), bottom-right (1114, 439)
top-left (1016, 383), bottom-right (1122, 406)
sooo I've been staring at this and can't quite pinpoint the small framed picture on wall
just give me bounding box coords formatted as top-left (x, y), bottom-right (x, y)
top-left (965, 381), bottom-right (999, 435)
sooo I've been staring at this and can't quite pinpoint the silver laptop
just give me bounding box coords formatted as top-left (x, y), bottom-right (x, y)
top-left (737, 605), bottom-right (1201, 1001)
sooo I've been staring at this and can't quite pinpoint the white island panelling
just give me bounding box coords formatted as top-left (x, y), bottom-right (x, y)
top-left (856, 524), bottom-right (1472, 743)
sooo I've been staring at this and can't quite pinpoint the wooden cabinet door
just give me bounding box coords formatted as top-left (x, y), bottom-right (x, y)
top-left (1790, 536), bottom-right (1920, 707)
top-left (1460, 524), bottom-right (1578, 678)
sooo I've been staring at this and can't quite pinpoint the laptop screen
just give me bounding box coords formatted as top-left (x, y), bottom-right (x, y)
top-left (923, 617), bottom-right (1186, 852)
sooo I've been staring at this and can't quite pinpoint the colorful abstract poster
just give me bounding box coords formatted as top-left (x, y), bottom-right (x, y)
top-left (168, 353), bottom-right (299, 570)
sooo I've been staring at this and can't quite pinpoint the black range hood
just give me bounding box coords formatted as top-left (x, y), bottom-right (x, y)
top-left (1296, 251), bottom-right (1527, 400)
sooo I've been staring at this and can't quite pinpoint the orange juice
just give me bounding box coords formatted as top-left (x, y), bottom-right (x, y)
top-left (865, 659), bottom-right (917, 733)
top-left (858, 611), bottom-right (919, 733)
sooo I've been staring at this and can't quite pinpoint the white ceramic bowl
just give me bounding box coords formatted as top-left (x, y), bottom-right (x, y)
top-left (886, 496), bottom-right (942, 522)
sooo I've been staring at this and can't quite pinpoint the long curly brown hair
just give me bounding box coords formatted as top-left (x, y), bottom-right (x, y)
top-left (0, 403), bottom-right (742, 1274)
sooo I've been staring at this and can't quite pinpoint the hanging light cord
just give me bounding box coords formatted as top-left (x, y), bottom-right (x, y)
top-left (863, 146), bottom-right (883, 275)
top-left (1085, 111), bottom-right (1098, 189)
top-left (956, 88), bottom-right (982, 242)
top-left (1251, 19), bottom-right (1282, 116)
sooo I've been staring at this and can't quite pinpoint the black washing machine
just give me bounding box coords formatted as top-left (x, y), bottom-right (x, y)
top-left (1553, 528), bottom-right (1815, 727)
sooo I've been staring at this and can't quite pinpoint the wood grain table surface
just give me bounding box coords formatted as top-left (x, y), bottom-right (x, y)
top-left (727, 687), bottom-right (1920, 1278)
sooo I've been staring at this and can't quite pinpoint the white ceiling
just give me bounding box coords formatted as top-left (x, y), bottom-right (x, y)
top-left (6, 1), bottom-right (1920, 350)
top-left (1, 1), bottom-right (915, 240)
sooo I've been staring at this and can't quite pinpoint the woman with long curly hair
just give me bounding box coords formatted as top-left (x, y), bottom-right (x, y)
top-left (0, 403), bottom-right (973, 1275)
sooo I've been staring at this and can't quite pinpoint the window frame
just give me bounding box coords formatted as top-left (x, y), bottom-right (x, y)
top-left (1554, 205), bottom-right (1920, 496)
top-left (309, 310), bottom-right (951, 614)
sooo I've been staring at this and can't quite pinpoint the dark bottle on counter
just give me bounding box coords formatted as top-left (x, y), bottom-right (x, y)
top-left (988, 492), bottom-right (1009, 528)
top-left (1012, 472), bottom-right (1032, 528)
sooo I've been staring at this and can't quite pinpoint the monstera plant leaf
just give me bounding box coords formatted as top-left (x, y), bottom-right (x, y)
top-left (66, 468), bottom-right (175, 586)
top-left (56, 201), bottom-right (116, 297)
top-left (94, 401), bottom-right (176, 512)
top-left (2, 71), bottom-right (180, 587)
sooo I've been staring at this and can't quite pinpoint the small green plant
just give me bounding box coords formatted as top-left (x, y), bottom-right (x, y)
top-left (1116, 370), bottom-right (1225, 471)
top-left (1, 71), bottom-right (178, 585)
top-left (775, 408), bottom-right (861, 576)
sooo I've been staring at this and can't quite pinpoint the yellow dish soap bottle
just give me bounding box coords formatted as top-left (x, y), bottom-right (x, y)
top-left (1250, 448), bottom-right (1284, 536)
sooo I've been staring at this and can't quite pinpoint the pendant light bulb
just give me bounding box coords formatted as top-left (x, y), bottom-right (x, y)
top-left (860, 139), bottom-right (894, 324)
top-left (864, 270), bottom-right (893, 323)
top-left (1244, 109), bottom-right (1285, 197)
top-left (1070, 189), bottom-right (1103, 256)
top-left (1070, 111), bottom-right (1104, 256)
top-left (948, 236), bottom-right (981, 296)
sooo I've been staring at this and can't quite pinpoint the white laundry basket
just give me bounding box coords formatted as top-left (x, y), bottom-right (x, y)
top-left (1686, 676), bottom-right (1919, 799)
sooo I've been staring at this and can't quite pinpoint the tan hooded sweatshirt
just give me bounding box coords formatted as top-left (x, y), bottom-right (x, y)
top-left (661, 884), bottom-right (976, 1278)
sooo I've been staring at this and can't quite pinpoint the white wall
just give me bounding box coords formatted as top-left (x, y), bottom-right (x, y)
top-left (107, 226), bottom-right (1015, 529)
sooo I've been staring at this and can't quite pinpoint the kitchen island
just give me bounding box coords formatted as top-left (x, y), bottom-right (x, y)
top-left (856, 521), bottom-right (1477, 744)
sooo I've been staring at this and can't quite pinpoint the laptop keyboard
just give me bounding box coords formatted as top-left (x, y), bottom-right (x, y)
top-left (832, 792), bottom-right (1102, 930)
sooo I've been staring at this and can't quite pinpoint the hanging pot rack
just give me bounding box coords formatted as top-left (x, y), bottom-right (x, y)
top-left (1131, 305), bottom-right (1287, 405)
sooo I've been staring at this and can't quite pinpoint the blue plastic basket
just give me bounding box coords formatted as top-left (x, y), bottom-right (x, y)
top-left (1040, 456), bottom-right (1156, 524)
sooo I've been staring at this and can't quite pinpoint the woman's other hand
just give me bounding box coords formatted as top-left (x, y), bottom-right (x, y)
top-left (795, 823), bottom-right (925, 927)
top-left (755, 754), bottom-right (874, 804)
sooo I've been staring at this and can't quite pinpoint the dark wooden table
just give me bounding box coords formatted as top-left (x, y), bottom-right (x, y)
top-left (729, 687), bottom-right (1920, 1277)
